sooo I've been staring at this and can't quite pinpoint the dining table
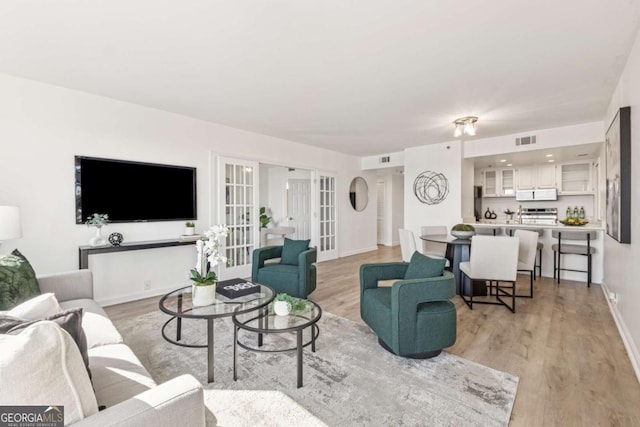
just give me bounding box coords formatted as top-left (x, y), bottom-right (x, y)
top-left (419, 234), bottom-right (487, 296)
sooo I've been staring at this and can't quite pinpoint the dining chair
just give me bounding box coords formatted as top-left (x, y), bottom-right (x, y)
top-left (459, 236), bottom-right (519, 313)
top-left (552, 230), bottom-right (596, 287)
top-left (398, 229), bottom-right (419, 262)
top-left (505, 227), bottom-right (544, 280)
top-left (513, 230), bottom-right (539, 298)
top-left (420, 226), bottom-right (447, 258)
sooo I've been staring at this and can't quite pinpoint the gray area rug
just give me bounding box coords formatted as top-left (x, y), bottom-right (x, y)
top-left (114, 310), bottom-right (518, 426)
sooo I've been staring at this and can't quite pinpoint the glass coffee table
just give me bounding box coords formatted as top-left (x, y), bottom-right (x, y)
top-left (232, 299), bottom-right (321, 388)
top-left (159, 283), bottom-right (275, 383)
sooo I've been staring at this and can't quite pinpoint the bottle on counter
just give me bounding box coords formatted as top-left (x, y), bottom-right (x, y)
top-left (573, 206), bottom-right (579, 217)
top-left (566, 206), bottom-right (572, 218)
top-left (579, 206), bottom-right (585, 219)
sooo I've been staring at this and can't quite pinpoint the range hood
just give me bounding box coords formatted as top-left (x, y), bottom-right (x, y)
top-left (515, 188), bottom-right (558, 201)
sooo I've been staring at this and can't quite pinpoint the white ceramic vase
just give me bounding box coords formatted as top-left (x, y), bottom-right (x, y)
top-left (89, 227), bottom-right (106, 246)
top-left (274, 300), bottom-right (291, 316)
top-left (192, 283), bottom-right (216, 307)
top-left (184, 227), bottom-right (195, 236)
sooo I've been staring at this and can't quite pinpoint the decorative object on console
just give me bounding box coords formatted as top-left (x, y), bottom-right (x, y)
top-left (85, 213), bottom-right (109, 246)
top-left (484, 208), bottom-right (498, 220)
top-left (451, 224), bottom-right (476, 239)
top-left (605, 106), bottom-right (631, 244)
top-left (190, 224), bottom-right (229, 307)
top-left (0, 205), bottom-right (22, 248)
top-left (215, 278), bottom-right (260, 299)
top-left (184, 222), bottom-right (195, 236)
top-left (108, 232), bottom-right (124, 246)
top-left (559, 218), bottom-right (589, 226)
top-left (413, 171), bottom-right (449, 205)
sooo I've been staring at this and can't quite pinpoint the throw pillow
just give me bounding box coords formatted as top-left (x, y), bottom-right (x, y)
top-left (0, 321), bottom-right (99, 424)
top-left (0, 249), bottom-right (41, 310)
top-left (404, 251), bottom-right (446, 280)
top-left (280, 238), bottom-right (310, 266)
top-left (0, 307), bottom-right (91, 380)
top-left (7, 292), bottom-right (61, 320)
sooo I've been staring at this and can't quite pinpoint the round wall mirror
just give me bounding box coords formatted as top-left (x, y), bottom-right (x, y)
top-left (349, 177), bottom-right (369, 212)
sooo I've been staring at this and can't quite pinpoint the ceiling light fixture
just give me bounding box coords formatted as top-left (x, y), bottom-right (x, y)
top-left (500, 159), bottom-right (507, 163)
top-left (453, 116), bottom-right (478, 137)
top-left (545, 154), bottom-right (553, 158)
top-left (548, 159), bottom-right (555, 163)
top-left (507, 163), bottom-right (512, 167)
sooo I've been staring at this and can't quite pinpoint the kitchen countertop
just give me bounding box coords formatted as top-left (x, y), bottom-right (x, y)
top-left (470, 222), bottom-right (605, 231)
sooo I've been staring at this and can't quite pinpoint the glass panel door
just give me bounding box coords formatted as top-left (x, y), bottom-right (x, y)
top-left (217, 157), bottom-right (259, 279)
top-left (315, 171), bottom-right (338, 262)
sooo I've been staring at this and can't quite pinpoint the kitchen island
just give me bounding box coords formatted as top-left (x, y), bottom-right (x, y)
top-left (470, 222), bottom-right (605, 284)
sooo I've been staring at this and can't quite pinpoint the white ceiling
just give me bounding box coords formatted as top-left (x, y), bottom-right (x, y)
top-left (0, 1), bottom-right (638, 156)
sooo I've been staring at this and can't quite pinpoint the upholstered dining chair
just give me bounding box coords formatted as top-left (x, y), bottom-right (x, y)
top-left (459, 236), bottom-right (519, 313)
top-left (360, 252), bottom-right (456, 358)
top-left (513, 230), bottom-right (539, 298)
top-left (398, 229), bottom-right (419, 262)
top-left (505, 227), bottom-right (544, 279)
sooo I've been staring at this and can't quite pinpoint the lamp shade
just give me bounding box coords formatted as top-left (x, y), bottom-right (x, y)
top-left (0, 206), bottom-right (22, 241)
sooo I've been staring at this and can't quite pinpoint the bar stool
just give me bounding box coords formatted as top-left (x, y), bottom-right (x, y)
top-left (552, 230), bottom-right (596, 287)
top-left (505, 227), bottom-right (544, 280)
top-left (475, 226), bottom-right (502, 236)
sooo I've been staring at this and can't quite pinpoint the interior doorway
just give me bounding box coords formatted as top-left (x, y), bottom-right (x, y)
top-left (377, 182), bottom-right (385, 244)
top-left (375, 168), bottom-right (404, 246)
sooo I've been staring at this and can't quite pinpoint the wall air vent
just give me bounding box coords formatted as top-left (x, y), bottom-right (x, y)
top-left (380, 156), bottom-right (391, 163)
top-left (515, 135), bottom-right (537, 146)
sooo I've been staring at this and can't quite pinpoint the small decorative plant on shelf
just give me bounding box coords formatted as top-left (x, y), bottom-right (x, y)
top-left (190, 224), bottom-right (230, 307)
top-left (184, 221), bottom-right (195, 236)
top-left (272, 293), bottom-right (310, 316)
top-left (85, 213), bottom-right (109, 246)
top-left (259, 207), bottom-right (272, 229)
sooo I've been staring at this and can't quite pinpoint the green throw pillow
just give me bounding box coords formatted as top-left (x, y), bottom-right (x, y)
top-left (404, 251), bottom-right (446, 280)
top-left (0, 249), bottom-right (41, 310)
top-left (280, 238), bottom-right (310, 266)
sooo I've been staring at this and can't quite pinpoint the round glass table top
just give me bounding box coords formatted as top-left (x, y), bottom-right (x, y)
top-left (419, 234), bottom-right (471, 244)
top-left (159, 284), bottom-right (275, 319)
top-left (233, 299), bottom-right (322, 333)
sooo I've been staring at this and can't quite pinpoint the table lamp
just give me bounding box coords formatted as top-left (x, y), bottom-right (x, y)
top-left (0, 206), bottom-right (22, 248)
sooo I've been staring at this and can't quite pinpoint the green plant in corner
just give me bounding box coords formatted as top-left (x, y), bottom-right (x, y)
top-left (273, 293), bottom-right (310, 313)
top-left (259, 207), bottom-right (272, 229)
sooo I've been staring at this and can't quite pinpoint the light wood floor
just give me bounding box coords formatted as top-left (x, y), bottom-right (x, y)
top-left (106, 245), bottom-right (640, 426)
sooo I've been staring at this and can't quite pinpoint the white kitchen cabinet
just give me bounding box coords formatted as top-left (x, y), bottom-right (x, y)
top-left (559, 162), bottom-right (593, 194)
top-left (483, 169), bottom-right (499, 197)
top-left (516, 164), bottom-right (556, 190)
top-left (516, 166), bottom-right (536, 189)
top-left (500, 169), bottom-right (515, 196)
top-left (536, 164), bottom-right (557, 188)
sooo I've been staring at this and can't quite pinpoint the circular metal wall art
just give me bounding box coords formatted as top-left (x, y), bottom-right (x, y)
top-left (413, 171), bottom-right (449, 205)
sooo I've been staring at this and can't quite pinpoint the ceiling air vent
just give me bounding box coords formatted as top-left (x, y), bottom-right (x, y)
top-left (380, 156), bottom-right (391, 163)
top-left (515, 135), bottom-right (537, 146)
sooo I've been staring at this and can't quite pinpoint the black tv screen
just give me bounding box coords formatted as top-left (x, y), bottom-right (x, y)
top-left (75, 156), bottom-right (197, 223)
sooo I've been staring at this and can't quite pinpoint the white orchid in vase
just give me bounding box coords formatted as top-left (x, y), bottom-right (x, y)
top-left (191, 224), bottom-right (230, 286)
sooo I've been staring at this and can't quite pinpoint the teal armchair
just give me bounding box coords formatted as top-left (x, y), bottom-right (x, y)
top-left (252, 246), bottom-right (317, 298)
top-left (359, 262), bottom-right (456, 358)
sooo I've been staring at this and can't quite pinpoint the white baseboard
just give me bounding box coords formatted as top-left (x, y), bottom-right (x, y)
top-left (340, 246), bottom-right (379, 258)
top-left (98, 286), bottom-right (179, 307)
top-left (600, 281), bottom-right (640, 384)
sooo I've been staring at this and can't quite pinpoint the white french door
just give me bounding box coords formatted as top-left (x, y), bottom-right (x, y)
top-left (313, 171), bottom-right (338, 262)
top-left (216, 156), bottom-right (259, 279)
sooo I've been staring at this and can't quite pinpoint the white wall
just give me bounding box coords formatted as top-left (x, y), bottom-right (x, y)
top-left (463, 122), bottom-right (604, 159)
top-left (603, 27), bottom-right (640, 380)
top-left (404, 141), bottom-right (463, 239)
top-left (0, 73), bottom-right (376, 305)
top-left (375, 170), bottom-right (404, 246)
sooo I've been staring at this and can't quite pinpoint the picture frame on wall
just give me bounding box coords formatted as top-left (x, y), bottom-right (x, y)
top-left (605, 106), bottom-right (631, 244)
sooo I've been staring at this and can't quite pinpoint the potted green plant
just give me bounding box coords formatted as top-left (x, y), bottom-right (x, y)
top-left (450, 223), bottom-right (475, 239)
top-left (85, 213), bottom-right (109, 246)
top-left (273, 293), bottom-right (310, 316)
top-left (184, 221), bottom-right (195, 236)
top-left (259, 207), bottom-right (272, 229)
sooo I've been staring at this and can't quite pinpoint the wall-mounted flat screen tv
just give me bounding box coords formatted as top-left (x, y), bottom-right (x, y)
top-left (75, 156), bottom-right (197, 224)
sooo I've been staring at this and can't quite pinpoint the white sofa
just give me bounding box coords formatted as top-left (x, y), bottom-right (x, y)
top-left (37, 270), bottom-right (206, 427)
